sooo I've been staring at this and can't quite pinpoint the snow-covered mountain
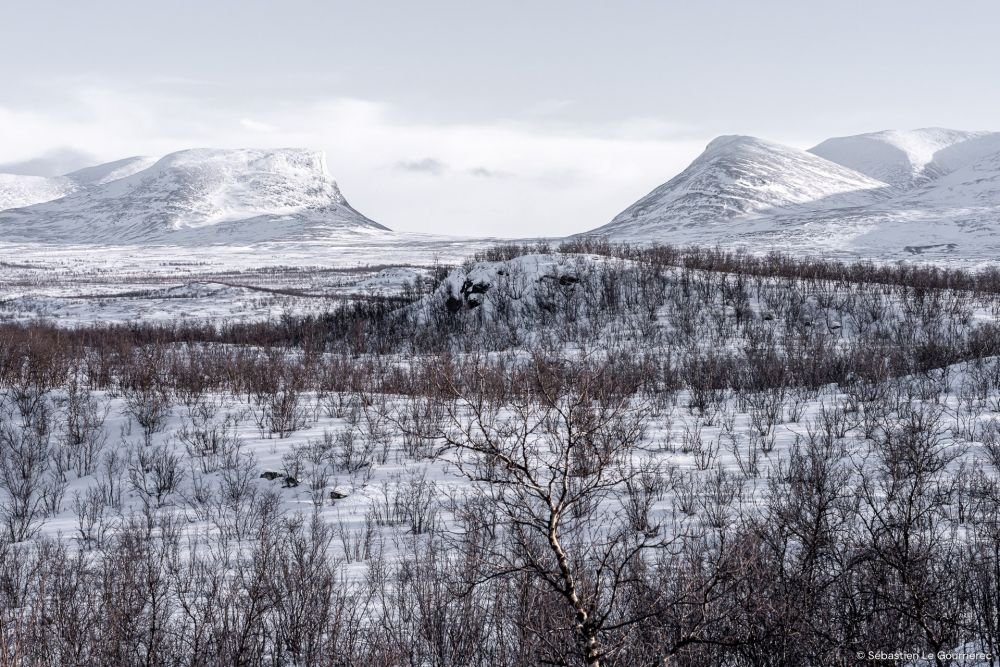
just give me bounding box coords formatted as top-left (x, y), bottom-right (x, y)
top-left (590, 128), bottom-right (1000, 260)
top-left (591, 135), bottom-right (888, 235)
top-left (0, 148), bottom-right (388, 243)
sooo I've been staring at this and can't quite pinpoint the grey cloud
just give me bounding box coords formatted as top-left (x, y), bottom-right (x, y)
top-left (467, 166), bottom-right (512, 179)
top-left (395, 158), bottom-right (447, 175)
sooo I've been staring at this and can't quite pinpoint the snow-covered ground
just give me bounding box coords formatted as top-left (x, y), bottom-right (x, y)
top-left (3, 244), bottom-right (1000, 664)
top-left (0, 237), bottom-right (496, 324)
top-left (21, 248), bottom-right (1000, 562)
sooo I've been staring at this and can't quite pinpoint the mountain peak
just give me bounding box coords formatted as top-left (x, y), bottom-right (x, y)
top-left (702, 134), bottom-right (781, 154)
top-left (590, 134), bottom-right (886, 237)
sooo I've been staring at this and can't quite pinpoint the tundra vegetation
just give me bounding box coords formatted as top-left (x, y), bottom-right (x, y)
top-left (3, 240), bottom-right (1000, 666)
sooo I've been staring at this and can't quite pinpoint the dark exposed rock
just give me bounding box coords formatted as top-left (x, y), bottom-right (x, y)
top-left (539, 273), bottom-right (579, 286)
top-left (260, 471), bottom-right (283, 481)
top-left (904, 243), bottom-right (958, 255)
top-left (460, 279), bottom-right (491, 296)
top-left (283, 476), bottom-right (299, 488)
top-left (445, 266), bottom-right (577, 315)
top-left (443, 277), bottom-right (493, 312)
top-left (329, 489), bottom-right (349, 501)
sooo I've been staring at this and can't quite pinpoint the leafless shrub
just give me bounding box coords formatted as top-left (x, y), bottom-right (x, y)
top-left (333, 427), bottom-right (376, 475)
top-left (978, 419), bottom-right (1000, 470)
top-left (0, 406), bottom-right (53, 542)
top-left (119, 350), bottom-right (172, 446)
top-left (177, 397), bottom-right (243, 472)
top-left (96, 447), bottom-right (126, 511)
top-left (59, 375), bottom-right (109, 477)
top-left (300, 433), bottom-right (335, 508)
top-left (72, 486), bottom-right (108, 549)
top-left (127, 442), bottom-right (185, 508)
top-left (623, 462), bottom-right (668, 533)
top-left (336, 511), bottom-right (377, 563)
top-left (266, 377), bottom-right (308, 438)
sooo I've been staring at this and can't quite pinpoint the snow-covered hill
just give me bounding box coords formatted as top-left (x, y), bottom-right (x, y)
top-left (590, 128), bottom-right (1000, 261)
top-left (0, 148), bottom-right (388, 243)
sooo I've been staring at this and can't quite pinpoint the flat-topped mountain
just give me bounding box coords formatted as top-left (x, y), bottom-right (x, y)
top-left (0, 148), bottom-right (388, 243)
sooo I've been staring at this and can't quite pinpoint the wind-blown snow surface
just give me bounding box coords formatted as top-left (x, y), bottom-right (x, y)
top-left (64, 155), bottom-right (159, 186)
top-left (0, 148), bottom-right (388, 243)
top-left (0, 173), bottom-right (80, 210)
top-left (591, 128), bottom-right (1000, 261)
top-left (810, 128), bottom-right (995, 188)
top-left (0, 156), bottom-right (156, 211)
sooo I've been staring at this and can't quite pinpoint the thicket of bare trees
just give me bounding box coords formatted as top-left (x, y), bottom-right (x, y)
top-left (2, 243), bottom-right (1000, 665)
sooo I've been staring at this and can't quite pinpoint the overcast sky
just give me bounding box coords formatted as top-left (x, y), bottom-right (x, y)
top-left (2, 0), bottom-right (999, 237)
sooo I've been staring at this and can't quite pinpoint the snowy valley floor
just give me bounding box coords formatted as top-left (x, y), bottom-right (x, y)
top-left (0, 235), bottom-right (491, 324)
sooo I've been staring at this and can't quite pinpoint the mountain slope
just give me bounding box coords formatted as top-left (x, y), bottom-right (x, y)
top-left (0, 173), bottom-right (79, 211)
top-left (589, 135), bottom-right (888, 237)
top-left (65, 156), bottom-right (159, 187)
top-left (0, 156), bottom-right (158, 212)
top-left (896, 147), bottom-right (1000, 209)
top-left (0, 148), bottom-right (389, 243)
top-left (590, 129), bottom-right (1000, 260)
top-left (809, 128), bottom-right (1000, 188)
